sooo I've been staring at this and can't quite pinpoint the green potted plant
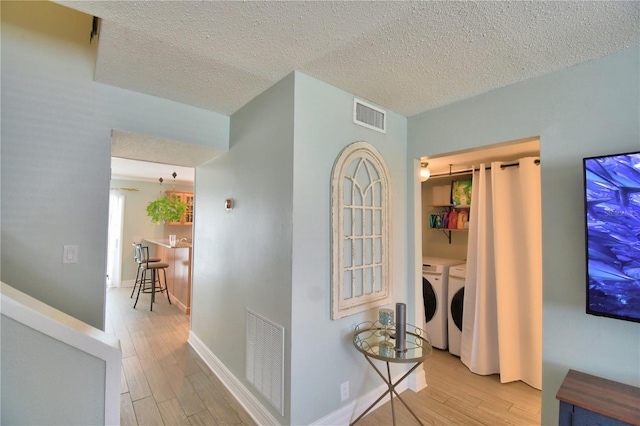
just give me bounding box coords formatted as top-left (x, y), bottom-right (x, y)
top-left (146, 193), bottom-right (188, 224)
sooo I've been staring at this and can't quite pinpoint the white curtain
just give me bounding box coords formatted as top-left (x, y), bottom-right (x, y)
top-left (461, 164), bottom-right (500, 375)
top-left (461, 157), bottom-right (542, 390)
top-left (106, 192), bottom-right (125, 287)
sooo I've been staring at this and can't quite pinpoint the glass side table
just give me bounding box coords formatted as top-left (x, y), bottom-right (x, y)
top-left (351, 322), bottom-right (431, 426)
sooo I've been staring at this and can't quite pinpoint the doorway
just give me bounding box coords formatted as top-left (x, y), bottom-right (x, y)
top-left (107, 157), bottom-right (195, 287)
top-left (416, 136), bottom-right (542, 397)
top-left (106, 129), bottom-right (222, 317)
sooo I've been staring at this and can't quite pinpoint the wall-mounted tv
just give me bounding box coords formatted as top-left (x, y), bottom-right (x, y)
top-left (583, 150), bottom-right (640, 323)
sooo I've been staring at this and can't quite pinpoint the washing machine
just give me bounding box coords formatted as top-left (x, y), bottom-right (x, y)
top-left (421, 257), bottom-right (462, 350)
top-left (447, 262), bottom-right (466, 356)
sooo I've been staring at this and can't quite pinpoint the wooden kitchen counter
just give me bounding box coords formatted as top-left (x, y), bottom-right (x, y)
top-left (144, 239), bottom-right (192, 315)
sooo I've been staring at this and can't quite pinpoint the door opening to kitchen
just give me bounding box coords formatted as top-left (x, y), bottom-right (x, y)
top-left (106, 129), bottom-right (221, 320)
top-left (108, 157), bottom-right (195, 316)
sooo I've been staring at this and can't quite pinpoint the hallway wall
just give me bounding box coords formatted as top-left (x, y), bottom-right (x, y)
top-left (407, 46), bottom-right (640, 424)
top-left (0, 2), bottom-right (228, 329)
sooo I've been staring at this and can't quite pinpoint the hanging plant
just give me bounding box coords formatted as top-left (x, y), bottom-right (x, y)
top-left (146, 193), bottom-right (188, 224)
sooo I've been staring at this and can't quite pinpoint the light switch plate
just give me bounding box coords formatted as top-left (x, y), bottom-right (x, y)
top-left (63, 245), bottom-right (78, 264)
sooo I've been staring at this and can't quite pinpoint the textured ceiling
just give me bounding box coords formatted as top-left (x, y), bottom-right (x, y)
top-left (59, 1), bottom-right (640, 117)
top-left (111, 157), bottom-right (195, 185)
top-left (110, 129), bottom-right (222, 184)
top-left (110, 129), bottom-right (223, 168)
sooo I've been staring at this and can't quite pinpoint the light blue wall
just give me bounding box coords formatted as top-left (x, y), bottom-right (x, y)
top-left (1, 315), bottom-right (106, 424)
top-left (190, 73), bottom-right (295, 423)
top-left (5, 3), bottom-right (638, 424)
top-left (407, 46), bottom-right (640, 424)
top-left (0, 2), bottom-right (228, 329)
top-left (191, 71), bottom-right (409, 424)
top-left (290, 72), bottom-right (408, 425)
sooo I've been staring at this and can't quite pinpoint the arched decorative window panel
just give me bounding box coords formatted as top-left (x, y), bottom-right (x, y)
top-left (331, 141), bottom-right (392, 320)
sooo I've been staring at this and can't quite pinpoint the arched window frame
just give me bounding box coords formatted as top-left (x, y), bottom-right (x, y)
top-left (331, 141), bottom-right (392, 320)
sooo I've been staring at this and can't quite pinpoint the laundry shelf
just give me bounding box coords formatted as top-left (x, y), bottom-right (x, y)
top-left (429, 204), bottom-right (470, 243)
top-left (439, 228), bottom-right (468, 244)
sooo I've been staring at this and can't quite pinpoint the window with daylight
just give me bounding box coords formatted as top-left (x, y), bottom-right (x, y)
top-left (331, 141), bottom-right (392, 320)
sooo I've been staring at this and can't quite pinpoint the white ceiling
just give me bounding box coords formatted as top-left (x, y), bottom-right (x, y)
top-left (59, 1), bottom-right (640, 118)
top-left (109, 129), bottom-right (221, 184)
top-left (111, 157), bottom-right (195, 184)
top-left (57, 1), bottom-right (638, 181)
top-left (422, 137), bottom-right (540, 177)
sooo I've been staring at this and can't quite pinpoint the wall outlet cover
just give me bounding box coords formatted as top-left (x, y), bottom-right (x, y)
top-left (63, 245), bottom-right (78, 264)
top-left (341, 381), bottom-right (349, 401)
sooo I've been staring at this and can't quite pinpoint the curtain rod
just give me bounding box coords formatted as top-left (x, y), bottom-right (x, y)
top-left (428, 158), bottom-right (540, 179)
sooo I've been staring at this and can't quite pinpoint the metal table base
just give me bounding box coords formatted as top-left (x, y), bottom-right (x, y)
top-left (350, 355), bottom-right (425, 426)
top-left (351, 323), bottom-right (431, 426)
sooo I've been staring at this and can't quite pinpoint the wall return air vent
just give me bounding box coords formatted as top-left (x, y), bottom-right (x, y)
top-left (246, 309), bottom-right (284, 416)
top-left (353, 99), bottom-right (386, 133)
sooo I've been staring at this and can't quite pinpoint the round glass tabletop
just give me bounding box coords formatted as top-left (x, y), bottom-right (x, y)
top-left (352, 322), bottom-right (432, 363)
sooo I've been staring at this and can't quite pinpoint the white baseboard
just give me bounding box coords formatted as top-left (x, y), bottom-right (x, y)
top-left (120, 280), bottom-right (135, 288)
top-left (189, 330), bottom-right (423, 426)
top-left (188, 331), bottom-right (279, 426)
top-left (408, 367), bottom-right (427, 392)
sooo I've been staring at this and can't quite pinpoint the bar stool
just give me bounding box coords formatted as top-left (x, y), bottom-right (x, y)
top-left (133, 244), bottom-right (171, 311)
top-left (130, 242), bottom-right (162, 298)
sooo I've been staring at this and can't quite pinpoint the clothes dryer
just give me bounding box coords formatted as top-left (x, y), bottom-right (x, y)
top-left (447, 262), bottom-right (467, 356)
top-left (421, 257), bottom-right (463, 350)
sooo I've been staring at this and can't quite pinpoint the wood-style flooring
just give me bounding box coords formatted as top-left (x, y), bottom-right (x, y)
top-left (356, 348), bottom-right (541, 426)
top-left (105, 287), bottom-right (256, 426)
top-left (107, 287), bottom-right (541, 425)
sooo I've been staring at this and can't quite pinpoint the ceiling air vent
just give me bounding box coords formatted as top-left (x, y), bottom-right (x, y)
top-left (353, 99), bottom-right (386, 133)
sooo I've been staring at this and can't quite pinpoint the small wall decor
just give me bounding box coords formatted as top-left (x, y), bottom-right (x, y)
top-left (331, 141), bottom-right (392, 320)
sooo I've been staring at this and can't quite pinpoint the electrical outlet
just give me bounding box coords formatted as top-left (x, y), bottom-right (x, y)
top-left (340, 381), bottom-right (349, 401)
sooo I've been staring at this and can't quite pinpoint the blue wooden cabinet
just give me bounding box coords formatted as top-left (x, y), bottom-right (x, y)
top-left (556, 370), bottom-right (640, 426)
top-left (559, 401), bottom-right (634, 426)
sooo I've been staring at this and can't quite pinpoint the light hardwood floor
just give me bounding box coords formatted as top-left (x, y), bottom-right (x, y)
top-left (105, 287), bottom-right (256, 426)
top-left (107, 287), bottom-right (540, 425)
top-left (356, 349), bottom-right (541, 426)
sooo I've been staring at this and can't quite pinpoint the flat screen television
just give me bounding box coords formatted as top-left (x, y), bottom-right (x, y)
top-left (583, 150), bottom-right (640, 323)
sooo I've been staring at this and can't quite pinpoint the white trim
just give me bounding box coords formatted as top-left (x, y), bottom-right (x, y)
top-left (311, 371), bottom-right (410, 425)
top-left (188, 330), bottom-right (280, 426)
top-left (119, 279), bottom-right (135, 288)
top-left (353, 98), bottom-right (387, 134)
top-left (188, 328), bottom-right (421, 426)
top-left (0, 282), bottom-right (121, 425)
top-left (407, 367), bottom-right (427, 392)
top-left (408, 158), bottom-right (427, 393)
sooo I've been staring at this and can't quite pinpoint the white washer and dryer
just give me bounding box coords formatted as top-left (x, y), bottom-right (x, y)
top-left (447, 262), bottom-right (467, 356)
top-left (421, 257), bottom-right (463, 350)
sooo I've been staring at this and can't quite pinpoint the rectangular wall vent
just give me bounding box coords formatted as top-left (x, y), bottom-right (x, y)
top-left (246, 309), bottom-right (284, 416)
top-left (353, 98), bottom-right (386, 133)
